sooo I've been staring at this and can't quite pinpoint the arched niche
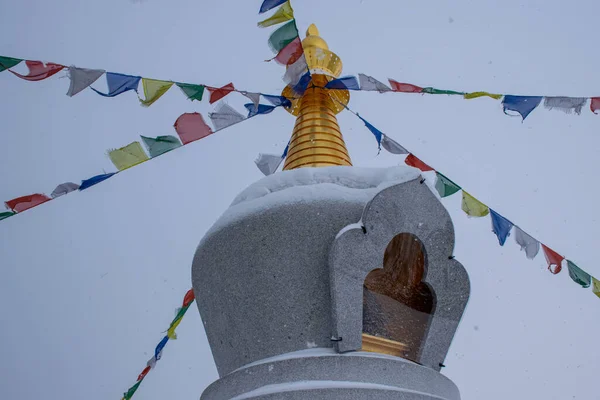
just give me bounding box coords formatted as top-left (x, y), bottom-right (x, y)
top-left (362, 233), bottom-right (436, 362)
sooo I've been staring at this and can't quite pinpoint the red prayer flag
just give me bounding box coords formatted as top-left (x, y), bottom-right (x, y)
top-left (207, 83), bottom-right (235, 104)
top-left (388, 79), bottom-right (423, 93)
top-left (5, 194), bottom-right (51, 212)
top-left (274, 37), bottom-right (303, 66)
top-left (182, 289), bottom-right (195, 307)
top-left (174, 113), bottom-right (213, 145)
top-left (591, 97), bottom-right (600, 114)
top-left (542, 244), bottom-right (564, 274)
top-left (405, 153), bottom-right (434, 172)
top-left (10, 60), bottom-right (64, 81)
top-left (137, 366), bottom-right (151, 381)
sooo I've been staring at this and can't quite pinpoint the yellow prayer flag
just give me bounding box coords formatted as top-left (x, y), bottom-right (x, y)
top-left (139, 78), bottom-right (174, 107)
top-left (167, 317), bottom-right (183, 340)
top-left (593, 277), bottom-right (600, 299)
top-left (109, 142), bottom-right (149, 171)
top-left (464, 91), bottom-right (503, 100)
top-left (257, 1), bottom-right (294, 28)
top-left (461, 191), bottom-right (489, 217)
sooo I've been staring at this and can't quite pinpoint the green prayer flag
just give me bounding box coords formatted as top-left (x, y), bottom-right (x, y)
top-left (123, 381), bottom-right (142, 400)
top-left (268, 20), bottom-right (298, 53)
top-left (177, 83), bottom-right (205, 101)
top-left (0, 211), bottom-right (15, 221)
top-left (435, 172), bottom-right (461, 198)
top-left (0, 56), bottom-right (22, 72)
top-left (141, 135), bottom-right (182, 158)
top-left (422, 87), bottom-right (465, 95)
top-left (567, 260), bottom-right (591, 288)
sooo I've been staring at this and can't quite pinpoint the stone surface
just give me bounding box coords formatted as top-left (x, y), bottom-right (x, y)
top-left (200, 349), bottom-right (460, 400)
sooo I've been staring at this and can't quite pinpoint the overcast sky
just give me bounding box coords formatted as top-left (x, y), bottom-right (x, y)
top-left (1, 0), bottom-right (599, 399)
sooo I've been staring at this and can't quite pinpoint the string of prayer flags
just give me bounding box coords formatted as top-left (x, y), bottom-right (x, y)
top-left (464, 91), bottom-right (503, 100)
top-left (139, 78), bottom-right (173, 107)
top-left (593, 278), bottom-right (600, 299)
top-left (405, 153), bottom-right (433, 172)
top-left (245, 103), bottom-right (276, 117)
top-left (358, 74), bottom-right (392, 92)
top-left (514, 226), bottom-right (540, 260)
top-left (66, 67), bottom-right (105, 97)
top-left (591, 97), bottom-right (600, 114)
top-left (121, 289), bottom-right (195, 400)
top-left (272, 37), bottom-right (303, 65)
top-left (5, 194), bottom-right (51, 213)
top-left (0, 56), bottom-right (22, 72)
top-left (79, 172), bottom-right (116, 191)
top-left (326, 76), bottom-right (360, 90)
top-left (259, 0), bottom-right (288, 13)
top-left (268, 20), bottom-right (298, 53)
top-left (502, 95), bottom-right (543, 121)
top-left (92, 72), bottom-right (140, 98)
top-left (567, 260), bottom-right (591, 288)
top-left (141, 135), bottom-right (182, 158)
top-left (258, 1), bottom-right (293, 27)
top-left (109, 142), bottom-right (149, 171)
top-left (209, 103), bottom-right (246, 130)
top-left (207, 83), bottom-right (235, 104)
top-left (381, 134), bottom-right (408, 155)
top-left (10, 60), bottom-right (64, 81)
top-left (490, 209), bottom-right (514, 246)
top-left (543, 97), bottom-right (587, 115)
top-left (177, 83), bottom-right (205, 102)
top-left (542, 244), bottom-right (564, 274)
top-left (51, 182), bottom-right (79, 198)
top-left (461, 191), bottom-right (489, 217)
top-left (435, 172), bottom-right (461, 198)
top-left (0, 212), bottom-right (15, 221)
top-left (389, 80), bottom-right (423, 93)
top-left (173, 112), bottom-right (213, 144)
top-left (263, 94), bottom-right (292, 108)
top-left (422, 87), bottom-right (464, 95)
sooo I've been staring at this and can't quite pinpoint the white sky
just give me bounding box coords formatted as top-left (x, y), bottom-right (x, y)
top-left (0, 0), bottom-right (599, 399)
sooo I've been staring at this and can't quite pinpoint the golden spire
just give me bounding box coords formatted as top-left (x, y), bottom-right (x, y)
top-left (281, 24), bottom-right (352, 170)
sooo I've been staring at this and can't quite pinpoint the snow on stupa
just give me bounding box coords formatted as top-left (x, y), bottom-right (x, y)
top-left (192, 25), bottom-right (471, 400)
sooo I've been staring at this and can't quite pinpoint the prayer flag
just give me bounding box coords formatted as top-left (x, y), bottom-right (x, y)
top-left (177, 83), bottom-right (205, 101)
top-left (284, 54), bottom-right (308, 86)
top-left (567, 260), bottom-right (591, 288)
top-left (461, 191), bottom-right (489, 217)
top-left (173, 112), bottom-right (213, 144)
top-left (51, 182), bottom-right (79, 198)
top-left (358, 116), bottom-right (382, 149)
top-left (464, 91), bottom-right (502, 100)
top-left (435, 172), bottom-right (461, 198)
top-left (245, 103), bottom-right (276, 117)
top-left (325, 76), bottom-right (360, 90)
top-left (209, 103), bottom-right (245, 131)
top-left (241, 91), bottom-right (261, 109)
top-left (5, 194), bottom-right (51, 213)
top-left (490, 209), bottom-right (513, 246)
top-left (258, 1), bottom-right (293, 27)
top-left (122, 381), bottom-right (142, 400)
top-left (0, 211), bottom-right (15, 221)
top-left (514, 226), bottom-right (539, 259)
top-left (182, 289), bottom-right (195, 307)
top-left (388, 80), bottom-right (423, 93)
top-left (109, 142), bottom-right (149, 171)
top-left (139, 78), bottom-right (173, 107)
top-left (591, 97), bottom-right (600, 114)
top-left (273, 37), bottom-right (303, 65)
top-left (502, 95), bottom-right (543, 121)
top-left (0, 56), bottom-right (22, 72)
top-left (154, 336), bottom-right (168, 360)
top-left (79, 173), bottom-right (116, 191)
top-left (66, 67), bottom-right (105, 97)
top-left (543, 97), bottom-right (587, 115)
top-left (10, 60), bottom-right (64, 81)
top-left (405, 153), bottom-right (433, 172)
top-left (92, 72), bottom-right (141, 97)
top-left (542, 244), bottom-right (564, 274)
top-left (259, 0), bottom-right (288, 13)
top-left (207, 82), bottom-right (235, 104)
top-left (263, 94), bottom-right (292, 108)
top-left (141, 135), bottom-right (181, 157)
top-left (358, 74), bottom-right (391, 92)
top-left (137, 366), bottom-right (151, 382)
top-left (255, 153), bottom-right (284, 176)
top-left (422, 87), bottom-right (464, 95)
top-left (268, 20), bottom-right (298, 53)
top-left (291, 71), bottom-right (311, 96)
top-left (593, 277), bottom-right (600, 299)
top-left (381, 135), bottom-right (408, 155)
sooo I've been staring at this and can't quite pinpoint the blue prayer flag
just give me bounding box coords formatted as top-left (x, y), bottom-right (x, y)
top-left (245, 103), bottom-right (276, 118)
top-left (91, 72), bottom-right (141, 98)
top-left (154, 336), bottom-right (169, 360)
top-left (79, 173), bottom-right (116, 191)
top-left (262, 94), bottom-right (292, 108)
top-left (358, 116), bottom-right (383, 150)
top-left (292, 72), bottom-right (311, 96)
top-left (259, 0), bottom-right (288, 13)
top-left (325, 76), bottom-right (360, 90)
top-left (502, 95), bottom-right (542, 121)
top-left (490, 209), bottom-right (514, 246)
top-left (282, 141), bottom-right (289, 158)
